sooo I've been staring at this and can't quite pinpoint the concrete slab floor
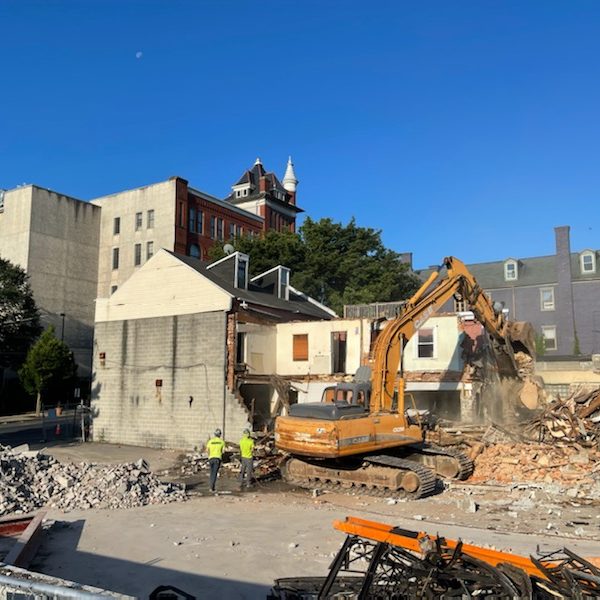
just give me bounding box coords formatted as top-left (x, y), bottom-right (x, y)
top-left (22, 442), bottom-right (600, 599)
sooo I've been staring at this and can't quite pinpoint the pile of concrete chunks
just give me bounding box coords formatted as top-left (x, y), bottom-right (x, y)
top-left (0, 444), bottom-right (186, 516)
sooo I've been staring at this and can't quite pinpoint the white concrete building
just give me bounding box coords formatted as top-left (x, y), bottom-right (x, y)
top-left (0, 185), bottom-right (101, 375)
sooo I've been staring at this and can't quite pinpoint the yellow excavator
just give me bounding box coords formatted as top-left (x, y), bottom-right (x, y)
top-left (275, 256), bottom-right (538, 498)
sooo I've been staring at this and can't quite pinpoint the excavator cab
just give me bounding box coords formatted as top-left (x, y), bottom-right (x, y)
top-left (321, 382), bottom-right (371, 408)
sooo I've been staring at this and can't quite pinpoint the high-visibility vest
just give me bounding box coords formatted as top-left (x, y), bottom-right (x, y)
top-left (207, 437), bottom-right (225, 459)
top-left (239, 435), bottom-right (254, 459)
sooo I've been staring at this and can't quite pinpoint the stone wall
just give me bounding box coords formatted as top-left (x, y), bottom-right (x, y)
top-left (92, 312), bottom-right (250, 449)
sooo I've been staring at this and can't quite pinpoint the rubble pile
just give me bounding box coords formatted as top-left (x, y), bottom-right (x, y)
top-left (471, 442), bottom-right (600, 492)
top-left (523, 387), bottom-right (600, 444)
top-left (180, 435), bottom-right (282, 481)
top-left (0, 445), bottom-right (185, 516)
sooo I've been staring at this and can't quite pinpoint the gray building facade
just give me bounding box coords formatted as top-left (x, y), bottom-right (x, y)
top-left (419, 226), bottom-right (600, 356)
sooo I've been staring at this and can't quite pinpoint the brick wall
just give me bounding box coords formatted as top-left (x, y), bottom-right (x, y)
top-left (91, 311), bottom-right (250, 449)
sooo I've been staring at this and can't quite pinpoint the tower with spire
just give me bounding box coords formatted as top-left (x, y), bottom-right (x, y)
top-left (225, 156), bottom-right (303, 233)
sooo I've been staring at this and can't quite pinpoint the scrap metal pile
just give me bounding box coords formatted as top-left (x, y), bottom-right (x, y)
top-left (269, 516), bottom-right (600, 599)
top-left (0, 445), bottom-right (185, 516)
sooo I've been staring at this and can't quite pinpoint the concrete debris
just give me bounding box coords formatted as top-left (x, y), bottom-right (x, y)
top-left (471, 443), bottom-right (600, 497)
top-left (0, 444), bottom-right (185, 517)
top-left (180, 434), bottom-right (282, 481)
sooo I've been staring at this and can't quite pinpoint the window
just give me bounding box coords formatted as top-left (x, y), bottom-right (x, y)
top-left (293, 334), bottom-right (309, 361)
top-left (236, 332), bottom-right (246, 364)
top-left (504, 259), bottom-right (518, 281)
top-left (279, 268), bottom-right (290, 300)
top-left (417, 327), bottom-right (435, 358)
top-left (197, 211), bottom-right (203, 234)
top-left (217, 218), bottom-right (224, 241)
top-left (236, 190), bottom-right (241, 198)
top-left (178, 203), bottom-right (184, 227)
top-left (146, 241), bottom-right (154, 260)
top-left (113, 217), bottom-right (120, 235)
top-left (237, 225), bottom-right (243, 237)
top-left (331, 331), bottom-right (347, 373)
top-left (134, 243), bottom-right (142, 266)
top-left (110, 285), bottom-right (118, 295)
top-left (454, 298), bottom-right (468, 312)
top-left (189, 243), bottom-right (200, 258)
top-left (112, 247), bottom-right (119, 270)
top-left (542, 326), bottom-right (557, 351)
top-left (189, 207), bottom-right (196, 233)
top-left (540, 287), bottom-right (555, 311)
top-left (243, 188), bottom-right (248, 196)
top-left (210, 216), bottom-right (216, 239)
top-left (236, 255), bottom-right (248, 289)
top-left (147, 209), bottom-right (155, 229)
top-left (135, 212), bottom-right (142, 231)
top-left (581, 251), bottom-right (596, 274)
top-left (229, 223), bottom-right (236, 239)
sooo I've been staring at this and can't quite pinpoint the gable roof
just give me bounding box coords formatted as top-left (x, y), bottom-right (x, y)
top-left (168, 251), bottom-right (335, 320)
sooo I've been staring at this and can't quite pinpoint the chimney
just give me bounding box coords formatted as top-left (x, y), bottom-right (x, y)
top-left (399, 252), bottom-right (413, 270)
top-left (554, 225), bottom-right (575, 355)
top-left (555, 225), bottom-right (571, 257)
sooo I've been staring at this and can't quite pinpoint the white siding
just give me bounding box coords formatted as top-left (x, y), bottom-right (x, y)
top-left (95, 250), bottom-right (232, 322)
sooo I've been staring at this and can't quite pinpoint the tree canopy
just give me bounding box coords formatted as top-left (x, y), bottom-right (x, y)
top-left (19, 326), bottom-right (77, 415)
top-left (210, 217), bottom-right (421, 315)
top-left (0, 258), bottom-right (41, 369)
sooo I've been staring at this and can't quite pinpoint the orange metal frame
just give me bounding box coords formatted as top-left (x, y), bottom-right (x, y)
top-left (333, 516), bottom-right (548, 579)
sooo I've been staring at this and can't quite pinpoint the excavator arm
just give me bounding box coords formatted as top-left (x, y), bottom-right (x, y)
top-left (370, 256), bottom-right (536, 413)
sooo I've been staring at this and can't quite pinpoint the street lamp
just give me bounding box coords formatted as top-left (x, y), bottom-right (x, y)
top-left (59, 313), bottom-right (65, 342)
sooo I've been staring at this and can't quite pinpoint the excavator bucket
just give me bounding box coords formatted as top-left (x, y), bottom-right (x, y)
top-left (506, 321), bottom-right (537, 358)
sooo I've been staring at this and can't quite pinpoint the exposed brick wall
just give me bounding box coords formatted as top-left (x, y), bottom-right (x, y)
top-left (91, 311), bottom-right (250, 449)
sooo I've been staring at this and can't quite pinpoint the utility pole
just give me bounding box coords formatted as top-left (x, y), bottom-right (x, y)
top-left (60, 313), bottom-right (65, 342)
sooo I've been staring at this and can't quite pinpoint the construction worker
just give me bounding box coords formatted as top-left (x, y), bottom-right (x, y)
top-left (238, 428), bottom-right (255, 489)
top-left (206, 429), bottom-right (225, 493)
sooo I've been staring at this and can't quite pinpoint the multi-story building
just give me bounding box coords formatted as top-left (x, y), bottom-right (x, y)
top-left (432, 226), bottom-right (600, 356)
top-left (225, 157), bottom-right (301, 233)
top-left (0, 157), bottom-right (302, 381)
top-left (92, 158), bottom-right (301, 297)
top-left (0, 186), bottom-right (100, 375)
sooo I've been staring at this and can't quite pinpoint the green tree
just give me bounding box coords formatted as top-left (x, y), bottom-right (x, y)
top-left (210, 217), bottom-right (421, 315)
top-left (0, 258), bottom-right (41, 369)
top-left (19, 327), bottom-right (77, 415)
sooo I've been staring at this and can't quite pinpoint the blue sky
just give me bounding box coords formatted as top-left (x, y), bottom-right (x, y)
top-left (1, 1), bottom-right (599, 268)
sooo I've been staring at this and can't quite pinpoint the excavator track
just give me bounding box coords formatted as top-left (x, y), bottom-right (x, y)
top-left (282, 456), bottom-right (437, 500)
top-left (416, 444), bottom-right (475, 480)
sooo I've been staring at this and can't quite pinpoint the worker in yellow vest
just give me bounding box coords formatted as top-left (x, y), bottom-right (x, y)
top-left (206, 429), bottom-right (225, 493)
top-left (239, 428), bottom-right (255, 489)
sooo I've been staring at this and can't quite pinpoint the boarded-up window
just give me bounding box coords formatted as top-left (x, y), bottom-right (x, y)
top-left (293, 334), bottom-right (308, 361)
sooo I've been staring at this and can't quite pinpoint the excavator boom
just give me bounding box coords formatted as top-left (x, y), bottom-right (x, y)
top-left (370, 256), bottom-right (536, 413)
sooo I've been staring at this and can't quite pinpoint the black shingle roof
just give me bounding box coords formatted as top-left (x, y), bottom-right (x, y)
top-left (168, 251), bottom-right (334, 321)
top-left (417, 251), bottom-right (600, 288)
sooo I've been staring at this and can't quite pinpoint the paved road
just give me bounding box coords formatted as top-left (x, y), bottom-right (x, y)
top-left (0, 413), bottom-right (82, 445)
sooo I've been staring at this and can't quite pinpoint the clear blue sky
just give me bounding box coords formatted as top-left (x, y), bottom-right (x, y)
top-left (2, 1), bottom-right (599, 268)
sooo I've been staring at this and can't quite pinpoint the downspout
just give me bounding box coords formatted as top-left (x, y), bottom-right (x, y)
top-left (222, 313), bottom-right (228, 440)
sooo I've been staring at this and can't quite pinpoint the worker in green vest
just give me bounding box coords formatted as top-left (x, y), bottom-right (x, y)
top-left (239, 428), bottom-right (255, 489)
top-left (207, 429), bottom-right (225, 493)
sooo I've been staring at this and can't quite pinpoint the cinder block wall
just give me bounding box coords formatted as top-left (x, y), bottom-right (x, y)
top-left (91, 312), bottom-right (250, 449)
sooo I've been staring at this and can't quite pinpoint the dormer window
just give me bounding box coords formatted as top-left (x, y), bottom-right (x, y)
top-left (236, 254), bottom-right (249, 289)
top-left (504, 259), bottom-right (518, 281)
top-left (580, 250), bottom-right (596, 274)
